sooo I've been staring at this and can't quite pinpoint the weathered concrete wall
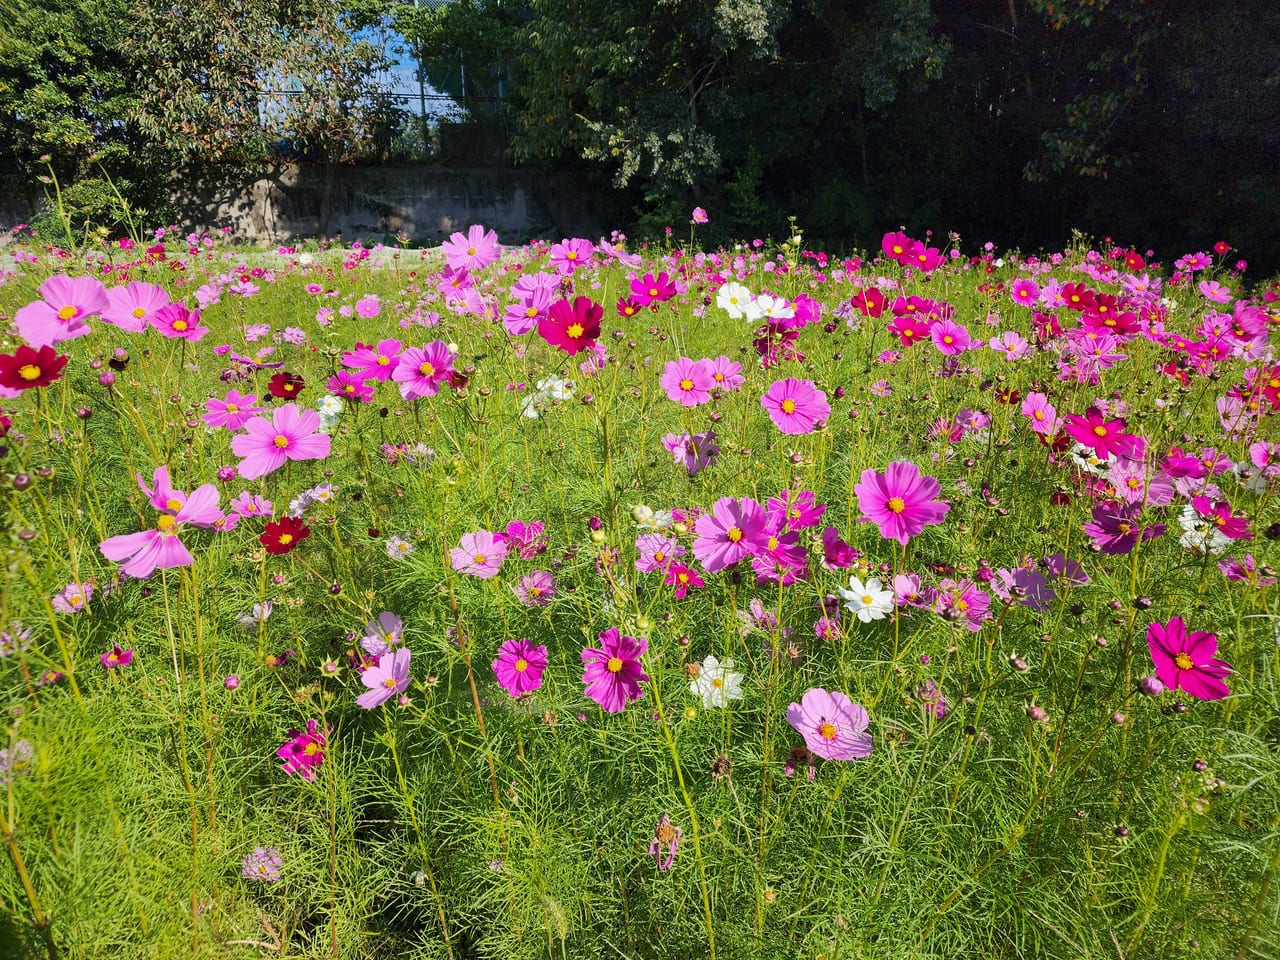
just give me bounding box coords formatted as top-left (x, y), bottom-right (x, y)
top-left (171, 165), bottom-right (610, 244)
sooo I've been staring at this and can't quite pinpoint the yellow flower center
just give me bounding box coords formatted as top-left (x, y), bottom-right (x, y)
top-left (887, 497), bottom-right (906, 513)
top-left (278, 533), bottom-right (293, 545)
top-left (173, 319), bottom-right (188, 331)
top-left (165, 497), bottom-right (181, 511)
top-left (226, 403), bottom-right (238, 413)
top-left (419, 361), bottom-right (435, 376)
top-left (607, 656), bottom-right (624, 673)
top-left (904, 328), bottom-right (914, 337)
top-left (566, 323), bottom-right (584, 338)
top-left (819, 722), bottom-right (837, 740)
top-left (273, 435), bottom-right (289, 449)
top-left (726, 527), bottom-right (743, 543)
top-left (654, 551), bottom-right (666, 562)
top-left (526, 306), bottom-right (538, 317)
top-left (132, 307), bottom-right (146, 318)
top-left (473, 554), bottom-right (486, 564)
top-left (768, 536), bottom-right (779, 550)
top-left (57, 305), bottom-right (77, 320)
top-left (781, 399), bottom-right (797, 414)
top-left (107, 652), bottom-right (118, 663)
top-left (304, 742), bottom-right (322, 756)
top-left (862, 595), bottom-right (874, 605)
top-left (649, 287), bottom-right (658, 296)
top-left (680, 378), bottom-right (694, 391)
top-left (18, 364), bottom-right (41, 381)
top-left (566, 251), bottom-right (577, 260)
top-left (1093, 426), bottom-right (1108, 437)
top-left (677, 572), bottom-right (689, 584)
top-left (515, 658), bottom-right (529, 672)
top-left (712, 677), bottom-right (724, 688)
top-left (467, 246), bottom-right (477, 255)
top-left (1118, 523), bottom-right (1132, 534)
top-left (156, 515), bottom-right (178, 533)
top-left (955, 599), bottom-right (969, 612)
top-left (1033, 410), bottom-right (1044, 420)
top-left (377, 355), bottom-right (390, 366)
top-left (383, 677), bottom-right (398, 688)
top-left (1174, 653), bottom-right (1193, 670)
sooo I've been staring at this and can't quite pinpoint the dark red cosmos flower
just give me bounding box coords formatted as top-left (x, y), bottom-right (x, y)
top-left (0, 345), bottom-right (70, 391)
top-left (268, 371), bottom-right (305, 399)
top-left (260, 516), bottom-right (311, 555)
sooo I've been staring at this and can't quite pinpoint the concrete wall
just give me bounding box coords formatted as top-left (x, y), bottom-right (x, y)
top-left (171, 164), bottom-right (610, 244)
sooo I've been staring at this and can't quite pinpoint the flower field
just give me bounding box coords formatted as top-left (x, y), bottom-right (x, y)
top-left (0, 220), bottom-right (1278, 959)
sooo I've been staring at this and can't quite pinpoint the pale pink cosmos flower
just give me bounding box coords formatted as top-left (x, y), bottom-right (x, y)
top-left (99, 483), bottom-right (222, 579)
top-left (660, 357), bottom-right (715, 406)
top-left (356, 647), bottom-right (411, 709)
top-left (391, 341), bottom-right (455, 399)
top-left (102, 281), bottom-right (170, 332)
top-left (203, 390), bottom-right (264, 431)
top-left (441, 224), bottom-right (502, 273)
top-left (342, 339), bottom-right (403, 381)
top-left (229, 403), bottom-right (332, 480)
top-left (14, 274), bottom-right (108, 346)
top-left (450, 530), bottom-right (508, 579)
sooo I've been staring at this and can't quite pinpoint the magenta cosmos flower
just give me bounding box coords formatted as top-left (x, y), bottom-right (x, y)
top-left (855, 461), bottom-right (950, 546)
top-left (229, 403), bottom-right (331, 480)
top-left (99, 483), bottom-right (222, 579)
top-left (548, 237), bottom-right (595, 275)
top-left (151, 303), bottom-right (208, 341)
top-left (581, 628), bottom-right (649, 713)
top-left (357, 647), bottom-right (411, 709)
top-left (276, 719), bottom-right (327, 780)
top-left (442, 224), bottom-right (502, 273)
top-left (1147, 617), bottom-right (1232, 701)
top-left (492, 638), bottom-right (548, 697)
top-left (538, 296), bottom-right (602, 355)
top-left (1063, 407), bottom-right (1140, 460)
top-left (692, 496), bottom-right (768, 572)
top-left (660, 357), bottom-right (715, 406)
top-left (760, 378), bottom-right (830, 434)
top-left (102, 281), bottom-right (170, 332)
top-left (786, 688), bottom-right (873, 761)
top-left (342, 339), bottom-right (402, 381)
top-left (450, 530), bottom-right (508, 579)
top-left (392, 340), bottom-right (455, 399)
top-left (14, 274), bottom-right (108, 347)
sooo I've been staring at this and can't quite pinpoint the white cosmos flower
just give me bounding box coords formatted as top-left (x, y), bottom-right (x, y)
top-left (690, 655), bottom-right (744, 708)
top-left (716, 282), bottom-right (753, 319)
top-left (838, 576), bottom-right (895, 623)
top-left (1176, 505), bottom-right (1232, 556)
top-left (752, 293), bottom-right (795, 322)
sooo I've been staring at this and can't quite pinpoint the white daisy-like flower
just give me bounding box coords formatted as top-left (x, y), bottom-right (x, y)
top-left (386, 535), bottom-right (415, 559)
top-left (1067, 442), bottom-right (1115, 476)
top-left (1176, 505), bottom-right (1231, 556)
top-left (689, 655), bottom-right (745, 708)
top-left (715, 282), bottom-right (753, 319)
top-left (838, 576), bottom-right (895, 623)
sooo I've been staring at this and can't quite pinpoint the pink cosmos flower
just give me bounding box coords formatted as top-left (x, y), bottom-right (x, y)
top-left (504, 519), bottom-right (547, 558)
top-left (355, 295), bottom-right (381, 319)
top-left (513, 570), bottom-right (556, 606)
top-left (538, 296), bottom-right (602, 355)
top-left (635, 534), bottom-right (685, 573)
top-left (342, 339), bottom-right (402, 381)
top-left (442, 224), bottom-right (502, 273)
top-left (760, 378), bottom-right (830, 434)
top-left (821, 527), bottom-right (856, 570)
top-left (691, 207), bottom-right (709, 224)
top-left (1218, 555), bottom-right (1276, 587)
top-left (504, 286), bottom-right (552, 335)
top-left (930, 320), bottom-right (971, 355)
top-left (326, 370), bottom-right (375, 403)
top-left (392, 341), bottom-right (455, 399)
top-left (100, 643), bottom-right (134, 669)
top-left (1020, 391), bottom-right (1061, 436)
top-left (664, 563), bottom-right (705, 598)
top-left (1147, 617), bottom-right (1231, 701)
top-left (706, 355), bottom-right (744, 391)
top-left (202, 390), bottom-right (264, 431)
top-left (692, 496), bottom-right (768, 572)
top-left (662, 430), bottom-right (719, 476)
top-left (581, 627), bottom-right (648, 713)
top-left (1063, 407), bottom-right (1140, 460)
top-left (630, 271), bottom-right (677, 307)
top-left (1191, 497), bottom-right (1252, 539)
top-left (14, 274), bottom-right (108, 347)
top-left (786, 688), bottom-right (872, 761)
top-left (99, 483), bottom-right (222, 579)
top-left (548, 237), bottom-right (595, 275)
top-left (52, 581), bottom-right (94, 613)
top-left (102, 281), bottom-right (170, 332)
top-left (356, 647), bottom-right (411, 709)
top-left (151, 302), bottom-right (208, 341)
top-left (766, 489), bottom-right (826, 531)
top-left (1010, 278), bottom-right (1040, 307)
top-left (855, 461), bottom-right (950, 545)
top-left (492, 638), bottom-right (548, 697)
top-left (990, 330), bottom-right (1030, 360)
top-left (649, 813), bottom-right (682, 871)
top-left (660, 357), bottom-right (715, 406)
top-left (229, 403), bottom-right (332, 480)
top-left (276, 719), bottom-right (327, 780)
top-left (1082, 502), bottom-right (1165, 554)
top-left (450, 530), bottom-right (508, 579)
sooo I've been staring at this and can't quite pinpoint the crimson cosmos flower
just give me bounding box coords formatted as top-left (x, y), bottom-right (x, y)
top-left (0, 344), bottom-right (69, 391)
top-left (260, 516), bottom-right (311, 555)
top-left (268, 371), bottom-right (306, 399)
